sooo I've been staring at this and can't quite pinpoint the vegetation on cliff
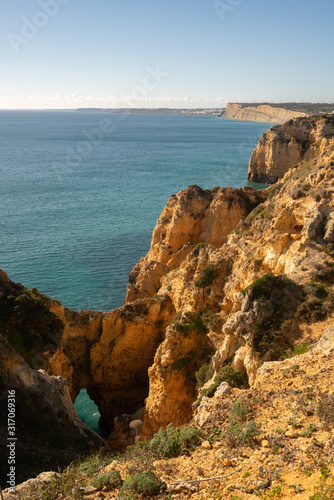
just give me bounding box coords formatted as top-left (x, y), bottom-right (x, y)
top-left (2, 114), bottom-right (334, 499)
top-left (0, 271), bottom-right (63, 367)
top-left (239, 102), bottom-right (334, 115)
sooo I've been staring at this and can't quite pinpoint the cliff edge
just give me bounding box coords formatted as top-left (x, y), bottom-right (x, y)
top-left (222, 103), bottom-right (307, 124)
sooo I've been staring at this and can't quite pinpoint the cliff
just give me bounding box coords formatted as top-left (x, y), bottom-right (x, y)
top-left (2, 115), bottom-right (334, 497)
top-left (248, 114), bottom-right (334, 183)
top-left (0, 334), bottom-right (103, 486)
top-left (9, 137), bottom-right (334, 444)
top-left (222, 103), bottom-right (307, 124)
top-left (4, 141), bottom-right (334, 498)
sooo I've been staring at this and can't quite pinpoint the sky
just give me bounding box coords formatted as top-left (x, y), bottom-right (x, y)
top-left (1, 0), bottom-right (334, 109)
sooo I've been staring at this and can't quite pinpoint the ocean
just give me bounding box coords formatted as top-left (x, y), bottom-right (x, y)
top-left (0, 110), bottom-right (271, 431)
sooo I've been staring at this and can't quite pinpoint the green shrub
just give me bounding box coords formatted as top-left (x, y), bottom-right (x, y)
top-left (215, 363), bottom-right (249, 389)
top-left (196, 363), bottom-right (248, 404)
top-left (92, 470), bottom-right (123, 490)
top-left (177, 313), bottom-right (206, 333)
top-left (193, 242), bottom-right (208, 256)
top-left (121, 471), bottom-right (161, 497)
top-left (240, 272), bottom-right (286, 299)
top-left (293, 343), bottom-right (310, 355)
top-left (225, 399), bottom-right (261, 445)
top-left (194, 264), bottom-right (219, 288)
top-left (195, 361), bottom-right (214, 388)
top-left (171, 357), bottom-right (193, 371)
top-left (234, 422), bottom-right (261, 443)
top-left (148, 423), bottom-right (201, 458)
top-left (78, 449), bottom-right (112, 475)
top-left (301, 423), bottom-right (316, 438)
top-left (229, 398), bottom-right (250, 424)
top-left (198, 382), bottom-right (219, 401)
top-left (226, 421), bottom-right (260, 446)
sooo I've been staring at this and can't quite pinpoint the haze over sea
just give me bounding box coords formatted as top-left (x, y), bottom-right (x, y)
top-left (0, 111), bottom-right (271, 431)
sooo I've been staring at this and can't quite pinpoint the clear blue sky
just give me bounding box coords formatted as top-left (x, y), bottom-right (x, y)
top-left (1, 0), bottom-right (333, 109)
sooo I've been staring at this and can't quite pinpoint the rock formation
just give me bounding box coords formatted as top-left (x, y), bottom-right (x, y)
top-left (0, 335), bottom-right (103, 486)
top-left (2, 115), bottom-right (334, 470)
top-left (248, 114), bottom-right (334, 183)
top-left (222, 103), bottom-right (307, 124)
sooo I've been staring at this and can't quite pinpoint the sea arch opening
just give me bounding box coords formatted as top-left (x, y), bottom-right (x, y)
top-left (74, 388), bottom-right (102, 435)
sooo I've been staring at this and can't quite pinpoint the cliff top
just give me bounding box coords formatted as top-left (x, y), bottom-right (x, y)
top-left (238, 102), bottom-right (334, 115)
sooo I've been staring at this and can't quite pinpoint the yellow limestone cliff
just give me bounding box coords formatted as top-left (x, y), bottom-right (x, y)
top-left (248, 114), bottom-right (334, 183)
top-left (4, 114), bottom-right (334, 451)
top-left (222, 103), bottom-right (307, 124)
top-left (43, 131), bottom-right (334, 445)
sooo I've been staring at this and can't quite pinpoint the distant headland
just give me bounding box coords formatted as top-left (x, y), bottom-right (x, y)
top-left (76, 107), bottom-right (224, 116)
top-left (77, 102), bottom-right (334, 124)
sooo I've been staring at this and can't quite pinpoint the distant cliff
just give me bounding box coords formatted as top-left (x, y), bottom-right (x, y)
top-left (248, 114), bottom-right (334, 183)
top-left (222, 103), bottom-right (307, 123)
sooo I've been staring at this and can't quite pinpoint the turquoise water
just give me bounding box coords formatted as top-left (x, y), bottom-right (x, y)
top-left (0, 111), bottom-right (271, 430)
top-left (0, 111), bottom-right (271, 312)
top-left (74, 389), bottom-right (101, 434)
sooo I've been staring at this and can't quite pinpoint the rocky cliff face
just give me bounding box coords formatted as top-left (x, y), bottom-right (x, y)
top-left (248, 114), bottom-right (334, 183)
top-left (0, 335), bottom-right (103, 486)
top-left (43, 140), bottom-right (334, 445)
top-left (222, 103), bottom-right (307, 124)
top-left (3, 116), bottom-right (334, 461)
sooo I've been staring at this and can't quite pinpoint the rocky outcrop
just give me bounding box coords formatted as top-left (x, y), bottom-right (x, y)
top-left (222, 103), bottom-right (307, 124)
top-left (0, 335), bottom-right (103, 486)
top-left (248, 114), bottom-right (334, 183)
top-left (49, 296), bottom-right (175, 434)
top-left (126, 184), bottom-right (266, 303)
top-left (139, 146), bottom-right (334, 437)
top-left (3, 116), bottom-right (334, 459)
top-left (142, 320), bottom-right (215, 437)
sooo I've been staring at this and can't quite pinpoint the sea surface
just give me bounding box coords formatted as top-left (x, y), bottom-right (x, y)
top-left (0, 110), bottom-right (271, 430)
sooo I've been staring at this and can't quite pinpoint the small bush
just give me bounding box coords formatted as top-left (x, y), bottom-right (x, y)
top-left (198, 382), bottom-right (219, 401)
top-left (229, 398), bottom-right (250, 424)
top-left (121, 471), bottom-right (161, 497)
top-left (193, 242), bottom-right (207, 256)
top-left (324, 243), bottom-right (334, 257)
top-left (195, 361), bottom-right (214, 388)
top-left (301, 423), bottom-right (316, 437)
top-left (235, 422), bottom-right (261, 443)
top-left (226, 421), bottom-right (260, 447)
top-left (148, 423), bottom-right (201, 458)
top-left (293, 343), bottom-right (310, 355)
top-left (215, 363), bottom-right (249, 389)
top-left (92, 470), bottom-right (123, 490)
top-left (196, 362), bottom-right (248, 401)
top-left (240, 272), bottom-right (287, 300)
top-left (177, 312), bottom-right (206, 333)
top-left (78, 449), bottom-right (112, 475)
top-left (194, 264), bottom-right (219, 288)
